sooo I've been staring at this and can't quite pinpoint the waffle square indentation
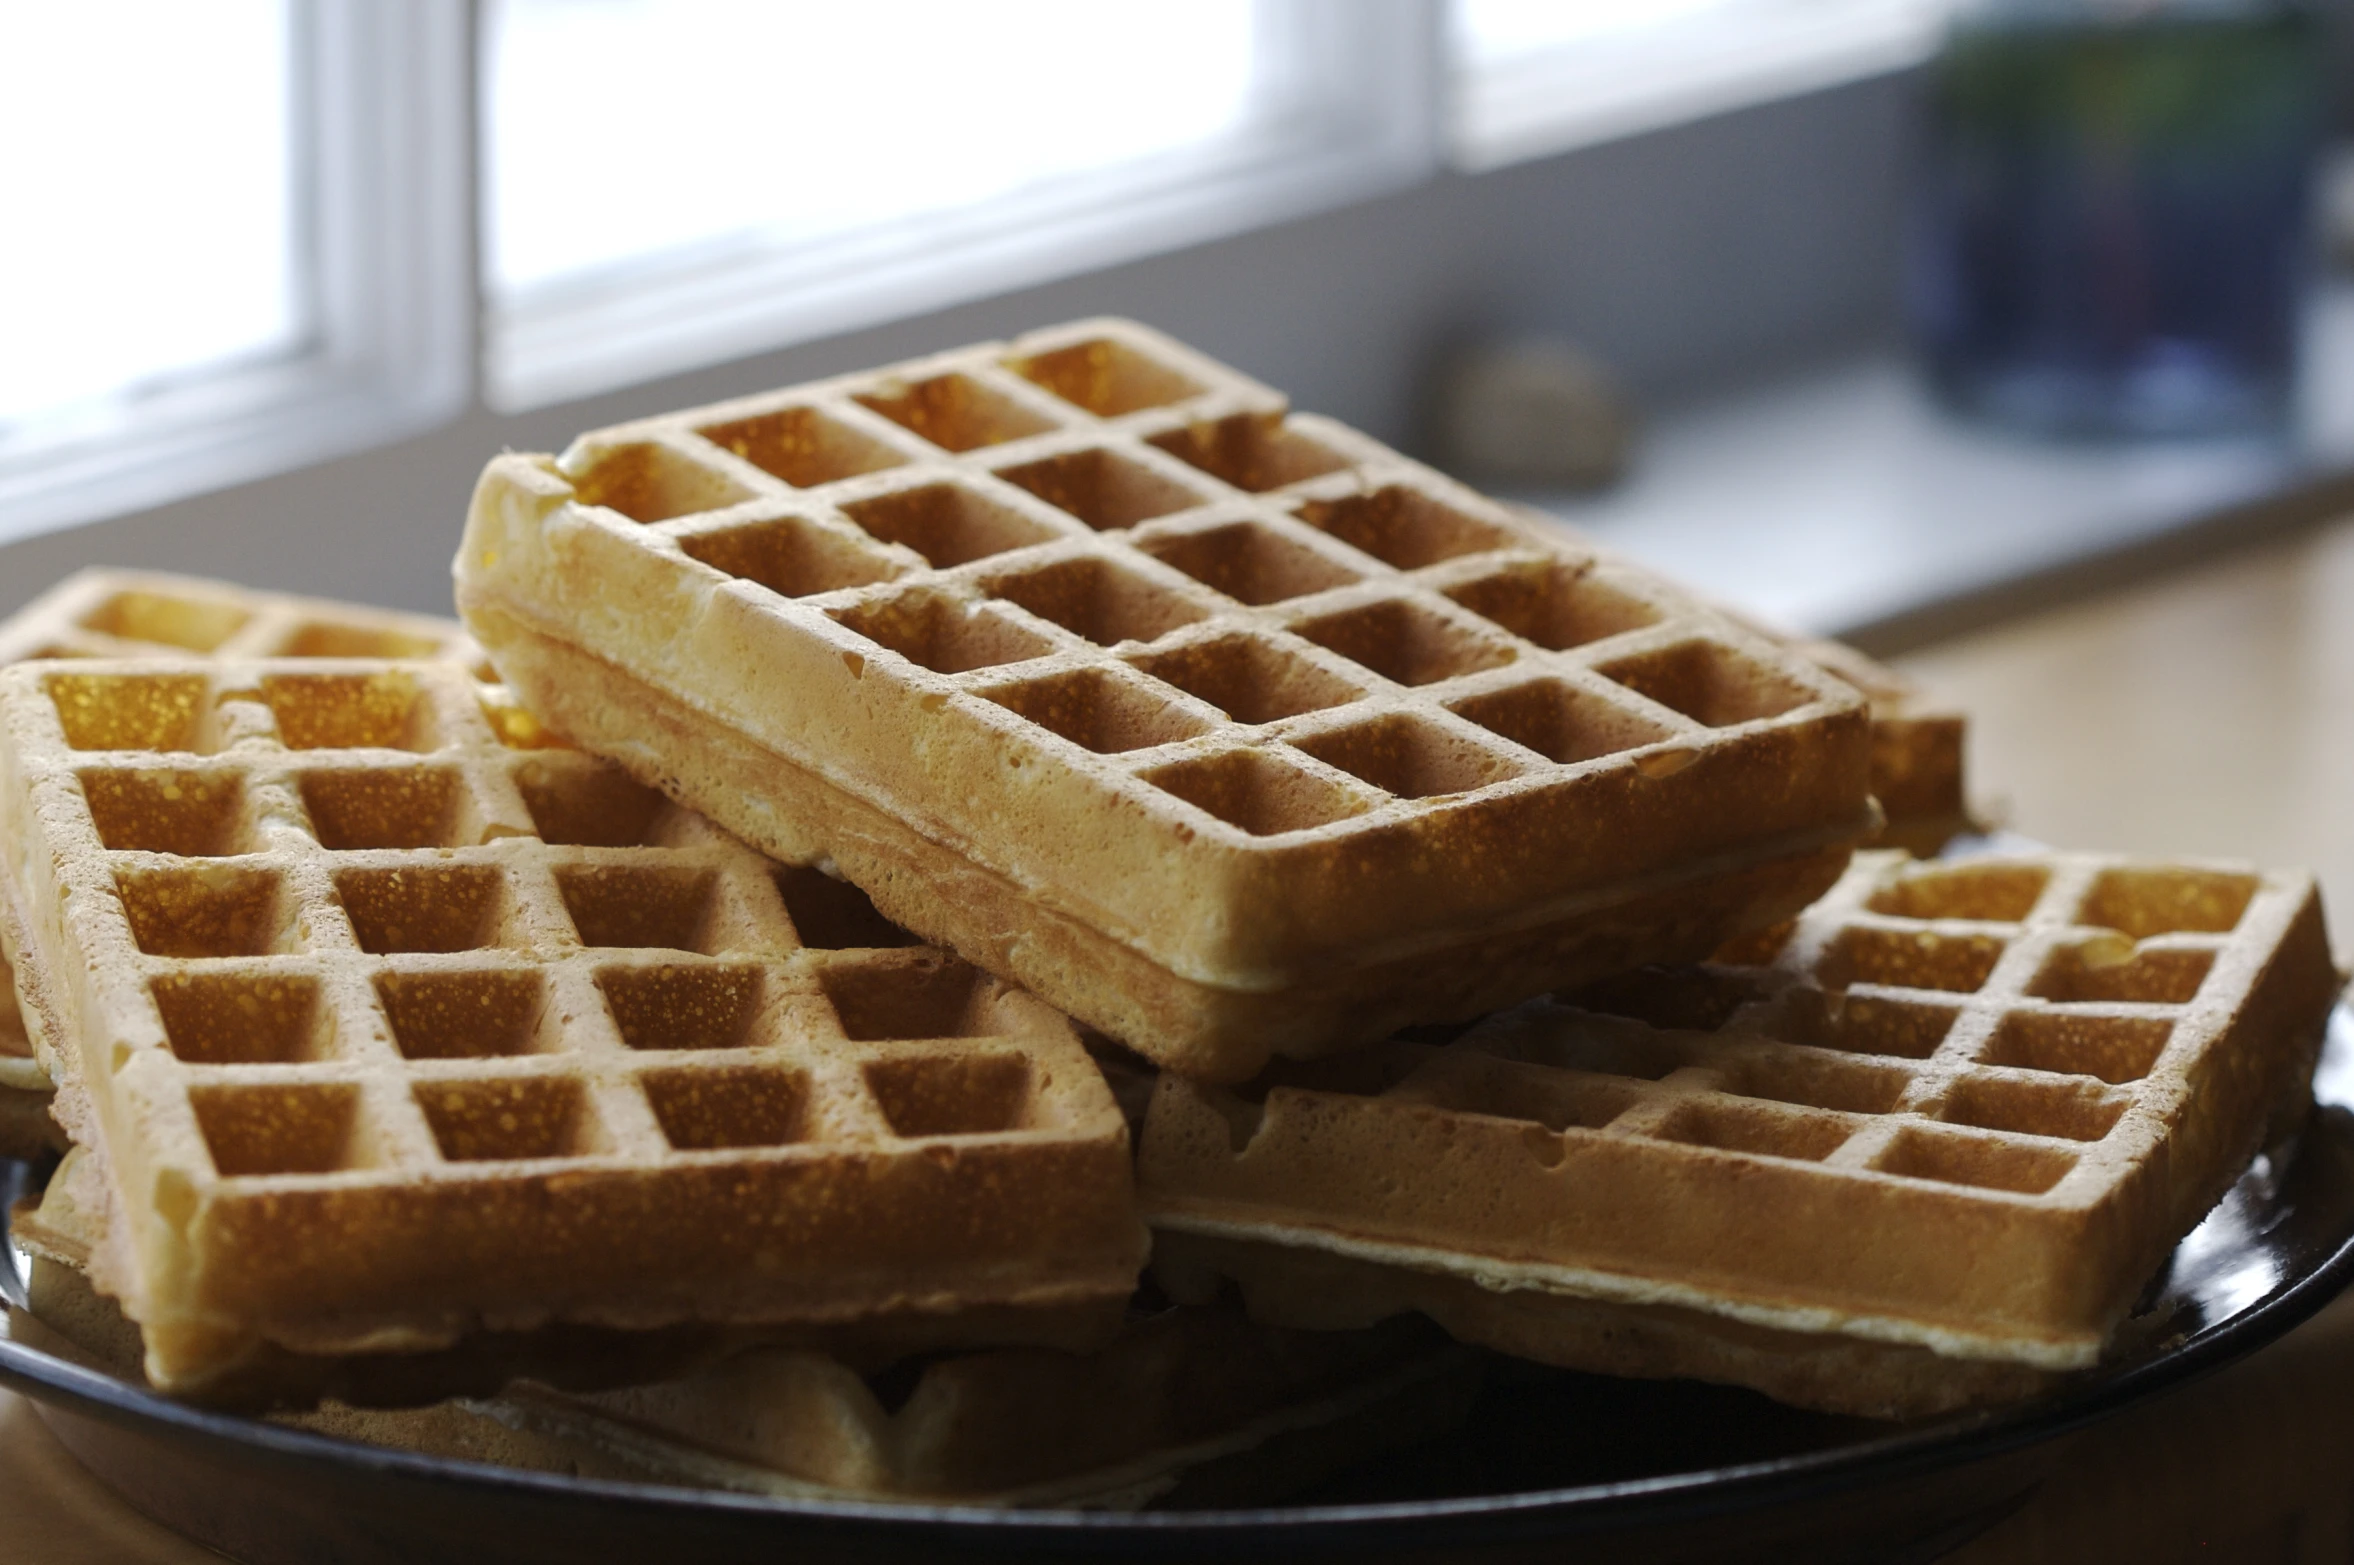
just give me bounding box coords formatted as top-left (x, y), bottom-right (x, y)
top-left (993, 448), bottom-right (1209, 531)
top-left (119, 866), bottom-right (284, 957)
top-left (831, 590), bottom-right (1053, 676)
top-left (513, 761), bottom-right (666, 847)
top-left (415, 1076), bottom-right (591, 1162)
top-left (336, 865), bottom-right (504, 955)
top-left (1127, 634), bottom-right (1362, 725)
top-left (376, 970), bottom-right (543, 1060)
top-left (262, 673), bottom-right (431, 752)
top-left (642, 1064), bottom-right (809, 1150)
top-left (982, 557), bottom-right (1205, 646)
top-left (2027, 941), bottom-right (2213, 1005)
top-left (1719, 1054), bottom-right (1911, 1115)
top-left (856, 373), bottom-right (1058, 453)
top-left (1447, 679), bottom-right (1674, 765)
top-left (681, 516), bottom-right (900, 599)
top-left (572, 442), bottom-right (753, 523)
top-left (1445, 562), bottom-right (1660, 651)
top-left (1652, 1101), bottom-right (1854, 1163)
top-left (81, 590), bottom-right (251, 653)
top-left (154, 972), bottom-right (320, 1064)
top-left (193, 1081), bottom-right (359, 1175)
top-left (2078, 868), bottom-right (2259, 939)
top-left (301, 767), bottom-right (464, 850)
top-left (83, 769), bottom-right (244, 856)
top-left (1867, 864), bottom-right (2049, 924)
top-left (840, 482), bottom-right (1062, 569)
top-left (1292, 599), bottom-right (1516, 687)
top-left (819, 959), bottom-right (990, 1041)
top-left (979, 668), bottom-right (1209, 755)
top-left (1146, 415), bottom-right (1350, 492)
top-left (1007, 336), bottom-right (1204, 417)
top-left (1292, 487), bottom-right (1518, 570)
top-left (277, 622), bottom-right (447, 660)
top-left (1819, 928), bottom-right (2004, 994)
top-left (865, 1053), bottom-right (1032, 1137)
top-left (599, 965), bottom-right (764, 1051)
top-left (1771, 992), bottom-right (1959, 1060)
top-left (1141, 749), bottom-right (1370, 837)
top-left (697, 405), bottom-right (907, 489)
top-left (557, 865), bottom-right (718, 953)
top-left (1876, 1127), bottom-right (2074, 1195)
top-left (1941, 1074), bottom-right (2127, 1141)
top-left (773, 867), bottom-right (920, 950)
top-left (1137, 521), bottom-right (1361, 607)
top-left (1980, 1013), bottom-right (2174, 1084)
top-left (1291, 714), bottom-right (1524, 800)
top-left (47, 672), bottom-right (208, 752)
top-left (1598, 642), bottom-right (1814, 728)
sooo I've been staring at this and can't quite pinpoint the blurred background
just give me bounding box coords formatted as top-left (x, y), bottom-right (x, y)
top-left (3, 0), bottom-right (2352, 915)
top-left (7, 9), bottom-right (2354, 1555)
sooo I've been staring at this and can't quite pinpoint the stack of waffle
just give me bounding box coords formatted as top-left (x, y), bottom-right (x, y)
top-left (1, 322), bottom-right (2339, 1504)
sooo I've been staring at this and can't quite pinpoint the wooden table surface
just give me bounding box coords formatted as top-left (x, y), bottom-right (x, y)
top-left (4, 517), bottom-right (2352, 1563)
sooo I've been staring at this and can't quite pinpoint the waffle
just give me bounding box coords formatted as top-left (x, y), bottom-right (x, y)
top-left (1138, 850), bottom-right (2339, 1417)
top-left (1504, 511), bottom-right (1976, 859)
top-left (0, 656), bottom-right (1147, 1394)
top-left (456, 318), bottom-right (1878, 1080)
top-left (14, 1187), bottom-right (1475, 1510)
top-left (0, 571), bottom-right (501, 1157)
top-left (0, 567), bottom-right (486, 669)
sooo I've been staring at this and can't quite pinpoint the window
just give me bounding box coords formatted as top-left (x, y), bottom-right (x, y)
top-left (2, 0), bottom-right (1947, 543)
top-left (1450, 0), bottom-right (1948, 172)
top-left (0, 0), bottom-right (469, 546)
top-left (482, 0), bottom-right (1436, 410)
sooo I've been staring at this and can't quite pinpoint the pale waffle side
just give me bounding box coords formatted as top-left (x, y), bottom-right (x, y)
top-left (0, 657), bottom-right (1146, 1393)
top-left (457, 317), bottom-right (1877, 1080)
top-left (1138, 851), bottom-right (2339, 1416)
top-left (0, 572), bottom-right (496, 1157)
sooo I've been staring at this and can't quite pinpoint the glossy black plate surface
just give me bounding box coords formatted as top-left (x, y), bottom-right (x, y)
top-left (3, 1002), bottom-right (2350, 1565)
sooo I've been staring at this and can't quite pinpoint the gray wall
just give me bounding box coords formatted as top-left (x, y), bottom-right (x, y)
top-left (0, 71), bottom-right (1912, 620)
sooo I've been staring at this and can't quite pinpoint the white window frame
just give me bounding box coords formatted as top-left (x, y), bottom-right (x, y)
top-left (482, 0), bottom-right (1442, 412)
top-left (0, 0), bottom-right (473, 547)
top-left (1449, 0), bottom-right (1948, 174)
top-left (0, 0), bottom-right (1959, 548)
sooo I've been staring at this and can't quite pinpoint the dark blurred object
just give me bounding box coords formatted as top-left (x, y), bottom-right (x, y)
top-left (1911, 0), bottom-right (2326, 439)
top-left (1431, 339), bottom-right (1635, 490)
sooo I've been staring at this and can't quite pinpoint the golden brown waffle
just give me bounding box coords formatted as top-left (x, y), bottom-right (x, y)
top-left (0, 568), bottom-right (485, 668)
top-left (456, 317), bottom-right (1878, 1080)
top-left (1749, 631), bottom-right (1969, 858)
top-left (0, 571), bottom-right (502, 1157)
top-left (1505, 510), bottom-right (1976, 859)
top-left (14, 1189), bottom-right (1474, 1510)
top-left (1138, 850), bottom-right (2339, 1417)
top-left (0, 656), bottom-right (1146, 1394)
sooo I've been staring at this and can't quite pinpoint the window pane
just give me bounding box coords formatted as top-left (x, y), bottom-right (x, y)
top-left (0, 2), bottom-right (297, 434)
top-left (486, 0), bottom-right (1262, 301)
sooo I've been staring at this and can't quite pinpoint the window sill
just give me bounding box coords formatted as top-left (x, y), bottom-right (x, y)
top-left (1514, 283), bottom-right (2354, 652)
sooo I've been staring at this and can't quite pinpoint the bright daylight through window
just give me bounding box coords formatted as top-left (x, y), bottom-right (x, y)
top-left (481, 0), bottom-right (1428, 408)
top-left (0, 2), bottom-right (296, 452)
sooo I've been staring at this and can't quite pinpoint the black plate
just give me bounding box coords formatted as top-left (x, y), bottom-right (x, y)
top-left (4, 1001), bottom-right (2352, 1565)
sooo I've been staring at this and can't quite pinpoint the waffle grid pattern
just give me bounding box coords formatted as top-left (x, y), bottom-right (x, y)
top-left (495, 320), bottom-right (1859, 851)
top-left (0, 569), bottom-right (486, 671)
top-left (1140, 850), bottom-right (2335, 1364)
top-left (0, 658), bottom-right (1139, 1381)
